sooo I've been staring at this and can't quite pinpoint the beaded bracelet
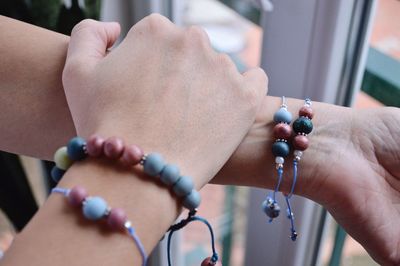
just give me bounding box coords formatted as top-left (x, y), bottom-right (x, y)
top-left (262, 96), bottom-right (293, 222)
top-left (52, 186), bottom-right (147, 266)
top-left (284, 98), bottom-right (314, 241)
top-left (51, 136), bottom-right (219, 265)
top-left (51, 136), bottom-right (201, 211)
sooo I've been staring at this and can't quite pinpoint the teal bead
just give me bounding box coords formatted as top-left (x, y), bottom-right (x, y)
top-left (160, 164), bottom-right (180, 185)
top-left (273, 108), bottom-right (292, 124)
top-left (82, 197), bottom-right (108, 221)
top-left (272, 141), bottom-right (290, 157)
top-left (51, 166), bottom-right (65, 183)
top-left (173, 176), bottom-right (194, 197)
top-left (67, 137), bottom-right (87, 161)
top-left (183, 190), bottom-right (201, 210)
top-left (54, 146), bottom-right (72, 170)
top-left (143, 153), bottom-right (165, 177)
top-left (293, 117), bottom-right (313, 134)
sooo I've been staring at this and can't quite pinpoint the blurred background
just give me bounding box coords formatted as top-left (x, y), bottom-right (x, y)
top-left (0, 0), bottom-right (399, 265)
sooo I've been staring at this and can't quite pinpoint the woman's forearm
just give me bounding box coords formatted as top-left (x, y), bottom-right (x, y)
top-left (2, 160), bottom-right (181, 266)
top-left (0, 16), bottom-right (75, 160)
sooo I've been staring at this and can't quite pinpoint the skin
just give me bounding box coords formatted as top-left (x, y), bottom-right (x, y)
top-left (0, 15), bottom-right (399, 265)
top-left (0, 15), bottom-right (76, 158)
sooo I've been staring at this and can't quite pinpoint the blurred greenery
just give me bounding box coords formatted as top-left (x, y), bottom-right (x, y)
top-left (0, 0), bottom-right (101, 33)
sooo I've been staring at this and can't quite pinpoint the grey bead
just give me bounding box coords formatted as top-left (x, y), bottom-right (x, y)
top-left (173, 176), bottom-right (194, 197)
top-left (143, 153), bottom-right (165, 177)
top-left (160, 164), bottom-right (180, 185)
top-left (262, 199), bottom-right (280, 218)
top-left (183, 190), bottom-right (201, 210)
top-left (273, 108), bottom-right (292, 124)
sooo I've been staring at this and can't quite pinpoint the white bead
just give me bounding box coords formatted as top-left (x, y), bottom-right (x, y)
top-left (294, 150), bottom-right (303, 157)
top-left (275, 156), bottom-right (284, 164)
top-left (124, 220), bottom-right (132, 229)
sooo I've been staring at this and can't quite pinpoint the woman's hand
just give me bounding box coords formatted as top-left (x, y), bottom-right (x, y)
top-left (62, 15), bottom-right (267, 187)
top-left (215, 97), bottom-right (400, 265)
top-left (313, 107), bottom-right (400, 265)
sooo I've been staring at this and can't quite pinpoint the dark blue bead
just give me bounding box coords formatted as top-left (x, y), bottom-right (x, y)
top-left (293, 117), bottom-right (313, 134)
top-left (67, 137), bottom-right (87, 161)
top-left (291, 231), bottom-right (298, 241)
top-left (51, 166), bottom-right (65, 183)
top-left (271, 141), bottom-right (290, 157)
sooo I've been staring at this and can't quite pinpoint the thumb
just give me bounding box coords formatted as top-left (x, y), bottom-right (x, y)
top-left (67, 19), bottom-right (121, 67)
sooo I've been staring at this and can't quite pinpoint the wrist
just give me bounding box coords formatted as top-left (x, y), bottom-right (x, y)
top-left (213, 96), bottom-right (354, 204)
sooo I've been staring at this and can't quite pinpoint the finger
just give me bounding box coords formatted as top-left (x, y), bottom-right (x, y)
top-left (242, 67), bottom-right (269, 99)
top-left (67, 19), bottom-right (121, 67)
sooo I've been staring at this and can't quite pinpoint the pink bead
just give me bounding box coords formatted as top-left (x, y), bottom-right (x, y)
top-left (107, 208), bottom-right (127, 231)
top-left (104, 137), bottom-right (124, 159)
top-left (293, 135), bottom-right (309, 151)
top-left (86, 135), bottom-right (105, 157)
top-left (299, 106), bottom-right (314, 119)
top-left (201, 257), bottom-right (216, 266)
top-left (68, 186), bottom-right (88, 207)
top-left (273, 123), bottom-right (292, 139)
top-left (120, 145), bottom-right (144, 166)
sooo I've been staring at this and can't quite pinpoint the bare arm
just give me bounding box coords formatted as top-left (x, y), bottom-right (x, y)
top-left (0, 15), bottom-right (75, 160)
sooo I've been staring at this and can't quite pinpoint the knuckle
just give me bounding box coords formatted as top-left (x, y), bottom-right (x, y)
top-left (129, 13), bottom-right (175, 40)
top-left (216, 53), bottom-right (236, 70)
top-left (185, 26), bottom-right (210, 49)
top-left (142, 13), bottom-right (171, 33)
top-left (71, 19), bottom-right (98, 36)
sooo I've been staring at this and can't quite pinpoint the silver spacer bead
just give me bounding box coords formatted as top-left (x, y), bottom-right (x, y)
top-left (276, 163), bottom-right (284, 170)
top-left (139, 154), bottom-right (147, 165)
top-left (305, 98), bottom-right (312, 107)
top-left (83, 145), bottom-right (88, 154)
top-left (82, 197), bottom-right (90, 206)
top-left (104, 207), bottom-right (112, 217)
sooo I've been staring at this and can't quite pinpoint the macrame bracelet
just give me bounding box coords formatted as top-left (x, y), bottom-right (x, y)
top-left (285, 98), bottom-right (314, 241)
top-left (51, 136), bottom-right (201, 211)
top-left (262, 96), bottom-right (293, 222)
top-left (167, 210), bottom-right (218, 266)
top-left (51, 186), bottom-right (147, 266)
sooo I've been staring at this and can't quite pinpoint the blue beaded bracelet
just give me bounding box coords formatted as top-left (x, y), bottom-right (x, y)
top-left (51, 136), bottom-right (201, 211)
top-left (52, 186), bottom-right (147, 266)
top-left (262, 96), bottom-right (293, 222)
